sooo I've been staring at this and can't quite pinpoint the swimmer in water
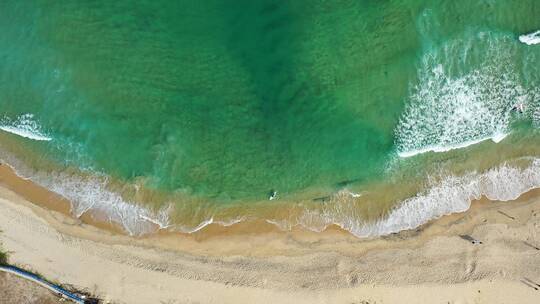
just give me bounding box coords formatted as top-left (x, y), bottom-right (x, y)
top-left (511, 103), bottom-right (524, 113)
top-left (269, 189), bottom-right (277, 200)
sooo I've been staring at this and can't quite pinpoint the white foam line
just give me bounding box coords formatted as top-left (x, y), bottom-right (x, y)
top-left (398, 132), bottom-right (508, 158)
top-left (0, 161), bottom-right (34, 181)
top-left (519, 30), bottom-right (540, 45)
top-left (178, 217), bottom-right (214, 233)
top-left (152, 216), bottom-right (247, 234)
top-left (321, 158), bottom-right (540, 238)
top-left (1, 157), bottom-right (270, 236)
top-left (345, 190), bottom-right (363, 198)
top-left (139, 215), bottom-right (172, 229)
top-left (215, 217), bottom-right (246, 227)
top-left (0, 125), bottom-right (52, 141)
top-left (265, 219), bottom-right (292, 231)
top-left (27, 172), bottom-right (173, 236)
top-left (394, 32), bottom-right (539, 160)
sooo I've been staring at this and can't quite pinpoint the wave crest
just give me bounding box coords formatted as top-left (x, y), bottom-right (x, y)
top-left (395, 32), bottom-right (539, 157)
top-left (0, 114), bottom-right (52, 141)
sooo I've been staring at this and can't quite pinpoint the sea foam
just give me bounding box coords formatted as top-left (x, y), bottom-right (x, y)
top-left (398, 133), bottom-right (508, 158)
top-left (519, 30), bottom-right (540, 45)
top-left (297, 158), bottom-right (540, 238)
top-left (0, 114), bottom-right (52, 141)
top-left (5, 153), bottom-right (540, 238)
top-left (395, 32), bottom-right (538, 158)
top-left (33, 172), bottom-right (172, 236)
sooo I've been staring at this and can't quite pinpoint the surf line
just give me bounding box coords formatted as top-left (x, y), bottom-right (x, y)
top-left (0, 125), bottom-right (52, 141)
top-left (398, 133), bottom-right (508, 158)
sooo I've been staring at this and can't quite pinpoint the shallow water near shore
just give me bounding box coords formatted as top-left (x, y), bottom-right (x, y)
top-left (1, 1), bottom-right (540, 236)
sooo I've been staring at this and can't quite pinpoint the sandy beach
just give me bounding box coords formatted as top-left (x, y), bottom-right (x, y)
top-left (1, 1), bottom-right (540, 303)
top-left (1, 165), bottom-right (540, 304)
top-left (0, 270), bottom-right (58, 304)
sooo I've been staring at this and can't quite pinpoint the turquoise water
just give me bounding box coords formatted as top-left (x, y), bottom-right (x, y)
top-left (1, 1), bottom-right (540, 235)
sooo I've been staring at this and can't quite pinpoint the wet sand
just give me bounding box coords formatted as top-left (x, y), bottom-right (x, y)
top-left (1, 164), bottom-right (540, 303)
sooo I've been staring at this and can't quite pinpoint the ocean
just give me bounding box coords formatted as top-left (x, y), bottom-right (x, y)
top-left (1, 0), bottom-right (540, 236)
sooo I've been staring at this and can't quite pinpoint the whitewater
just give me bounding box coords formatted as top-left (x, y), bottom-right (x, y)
top-left (519, 30), bottom-right (540, 45)
top-left (1, 1), bottom-right (540, 240)
top-left (0, 114), bottom-right (52, 141)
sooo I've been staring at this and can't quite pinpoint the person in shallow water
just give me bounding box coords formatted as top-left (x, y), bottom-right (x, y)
top-left (511, 103), bottom-right (525, 113)
top-left (269, 190), bottom-right (277, 200)
top-left (512, 102), bottom-right (523, 113)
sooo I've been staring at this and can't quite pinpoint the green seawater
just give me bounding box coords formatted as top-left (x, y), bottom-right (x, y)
top-left (1, 1), bottom-right (540, 235)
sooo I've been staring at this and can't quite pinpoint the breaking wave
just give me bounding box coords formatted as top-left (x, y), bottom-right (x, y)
top-left (297, 158), bottom-right (540, 237)
top-left (0, 114), bottom-right (52, 141)
top-left (4, 153), bottom-right (540, 238)
top-left (398, 133), bottom-right (508, 158)
top-left (396, 32), bottom-right (539, 158)
top-left (32, 172), bottom-right (172, 236)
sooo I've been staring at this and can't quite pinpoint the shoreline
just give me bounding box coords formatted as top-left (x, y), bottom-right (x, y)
top-left (1, 158), bottom-right (540, 256)
top-left (0, 161), bottom-right (515, 255)
top-left (1, 164), bottom-right (540, 303)
top-left (3, 156), bottom-right (540, 247)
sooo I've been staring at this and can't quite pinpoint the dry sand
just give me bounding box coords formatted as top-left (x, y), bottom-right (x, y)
top-left (1, 168), bottom-right (540, 303)
top-left (0, 271), bottom-right (59, 304)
